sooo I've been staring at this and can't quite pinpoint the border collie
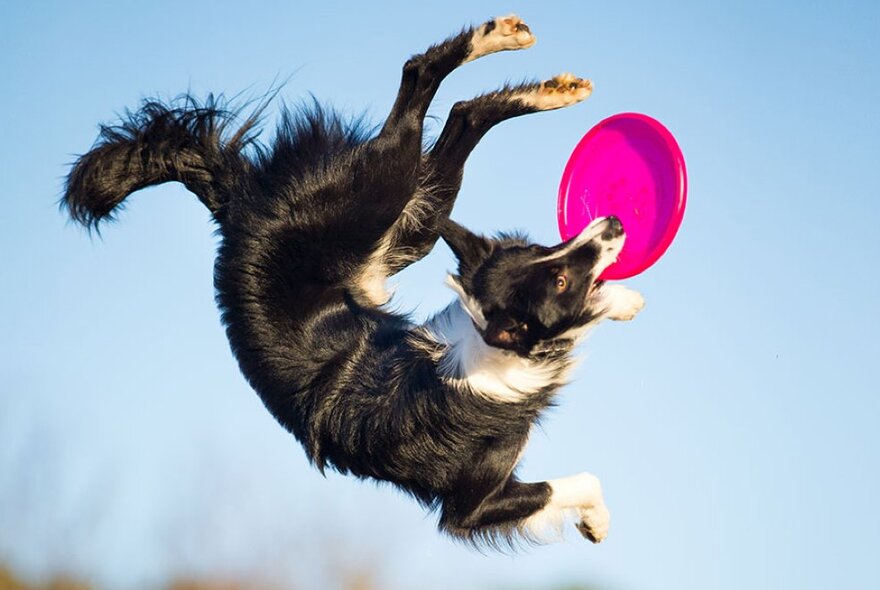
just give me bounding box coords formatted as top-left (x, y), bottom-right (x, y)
top-left (63, 15), bottom-right (645, 546)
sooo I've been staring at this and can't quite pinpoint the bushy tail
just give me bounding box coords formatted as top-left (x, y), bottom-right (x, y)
top-left (63, 95), bottom-right (263, 229)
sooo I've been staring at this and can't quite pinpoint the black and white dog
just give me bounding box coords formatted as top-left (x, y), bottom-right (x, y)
top-left (64, 15), bottom-right (645, 546)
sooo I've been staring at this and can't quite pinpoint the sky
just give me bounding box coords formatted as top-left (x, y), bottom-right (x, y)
top-left (1, 0), bottom-right (878, 589)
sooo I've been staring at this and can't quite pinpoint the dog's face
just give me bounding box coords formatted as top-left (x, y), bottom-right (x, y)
top-left (441, 217), bottom-right (625, 355)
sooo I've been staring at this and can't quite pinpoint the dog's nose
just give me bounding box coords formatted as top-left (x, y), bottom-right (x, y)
top-left (602, 216), bottom-right (624, 240)
top-left (608, 216), bottom-right (623, 234)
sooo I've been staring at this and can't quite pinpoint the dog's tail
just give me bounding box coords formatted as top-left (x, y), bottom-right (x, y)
top-left (62, 95), bottom-right (263, 228)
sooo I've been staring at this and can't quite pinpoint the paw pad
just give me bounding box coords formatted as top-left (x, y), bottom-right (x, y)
top-left (514, 73), bottom-right (593, 112)
top-left (496, 15), bottom-right (532, 37)
top-left (540, 74), bottom-right (593, 96)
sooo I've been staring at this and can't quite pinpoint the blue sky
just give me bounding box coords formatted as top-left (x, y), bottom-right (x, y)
top-left (1, 1), bottom-right (878, 588)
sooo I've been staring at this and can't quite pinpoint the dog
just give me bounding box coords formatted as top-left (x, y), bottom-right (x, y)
top-left (63, 15), bottom-right (645, 546)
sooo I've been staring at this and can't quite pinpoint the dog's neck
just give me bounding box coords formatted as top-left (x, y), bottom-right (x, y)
top-left (419, 300), bottom-right (576, 403)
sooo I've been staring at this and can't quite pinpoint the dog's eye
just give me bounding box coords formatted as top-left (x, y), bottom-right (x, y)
top-left (555, 275), bottom-right (568, 293)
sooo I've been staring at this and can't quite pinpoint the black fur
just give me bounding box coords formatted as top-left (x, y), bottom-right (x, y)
top-left (63, 17), bottom-right (628, 547)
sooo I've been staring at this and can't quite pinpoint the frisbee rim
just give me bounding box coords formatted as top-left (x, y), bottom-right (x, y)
top-left (557, 112), bottom-right (687, 280)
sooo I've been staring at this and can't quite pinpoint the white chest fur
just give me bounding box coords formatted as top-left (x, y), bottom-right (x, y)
top-left (419, 301), bottom-right (573, 403)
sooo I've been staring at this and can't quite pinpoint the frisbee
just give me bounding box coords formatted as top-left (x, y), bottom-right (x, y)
top-left (557, 113), bottom-right (687, 280)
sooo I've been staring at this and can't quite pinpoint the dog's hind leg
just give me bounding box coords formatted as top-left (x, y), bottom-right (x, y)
top-left (351, 17), bottom-right (536, 303)
top-left (373, 15), bottom-right (537, 189)
top-left (383, 75), bottom-right (593, 273)
top-left (363, 15), bottom-right (536, 198)
top-left (431, 74), bottom-right (593, 173)
top-left (380, 15), bottom-right (536, 140)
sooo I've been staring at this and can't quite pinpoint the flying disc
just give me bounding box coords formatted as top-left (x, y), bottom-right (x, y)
top-left (557, 113), bottom-right (687, 280)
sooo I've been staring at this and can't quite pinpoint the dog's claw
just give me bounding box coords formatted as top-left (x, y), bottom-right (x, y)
top-left (576, 521), bottom-right (601, 543)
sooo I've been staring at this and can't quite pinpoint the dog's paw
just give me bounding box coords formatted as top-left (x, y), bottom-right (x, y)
top-left (576, 501), bottom-right (611, 543)
top-left (515, 74), bottom-right (594, 111)
top-left (602, 284), bottom-right (645, 321)
top-left (466, 14), bottom-right (536, 62)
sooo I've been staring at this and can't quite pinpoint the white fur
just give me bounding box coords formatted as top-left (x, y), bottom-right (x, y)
top-left (396, 185), bottom-right (433, 233)
top-left (522, 472), bottom-right (610, 543)
top-left (355, 187), bottom-right (440, 307)
top-left (598, 284), bottom-right (646, 321)
top-left (356, 233), bottom-right (394, 306)
top-left (520, 504), bottom-right (575, 542)
top-left (512, 73), bottom-right (593, 111)
top-left (419, 298), bottom-right (570, 403)
top-left (552, 284), bottom-right (645, 340)
top-left (443, 274), bottom-right (487, 329)
top-left (465, 14), bottom-right (536, 63)
top-left (412, 258), bottom-right (643, 405)
top-left (533, 216), bottom-right (622, 266)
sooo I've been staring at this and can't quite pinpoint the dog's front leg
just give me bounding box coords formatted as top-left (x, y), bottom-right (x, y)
top-left (523, 472), bottom-right (611, 543)
top-left (440, 472), bottom-right (610, 544)
top-left (597, 283), bottom-right (646, 321)
top-left (441, 478), bottom-right (553, 537)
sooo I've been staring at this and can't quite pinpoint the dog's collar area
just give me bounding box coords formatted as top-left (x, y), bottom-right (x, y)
top-left (529, 338), bottom-right (575, 360)
top-left (470, 320), bottom-right (574, 360)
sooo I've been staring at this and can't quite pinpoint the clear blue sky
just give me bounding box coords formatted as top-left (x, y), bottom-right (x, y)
top-left (1, 1), bottom-right (878, 588)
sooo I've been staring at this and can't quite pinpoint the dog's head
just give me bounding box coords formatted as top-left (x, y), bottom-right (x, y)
top-left (440, 216), bottom-right (625, 356)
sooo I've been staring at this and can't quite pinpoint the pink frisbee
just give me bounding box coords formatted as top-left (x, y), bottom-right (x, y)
top-left (557, 113), bottom-right (687, 280)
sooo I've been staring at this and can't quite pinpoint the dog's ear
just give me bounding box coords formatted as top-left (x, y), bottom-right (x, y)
top-left (445, 274), bottom-right (488, 330)
top-left (438, 218), bottom-right (493, 276)
top-left (483, 314), bottom-right (530, 352)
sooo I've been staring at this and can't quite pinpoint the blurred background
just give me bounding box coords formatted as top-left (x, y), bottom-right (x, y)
top-left (1, 1), bottom-right (878, 588)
